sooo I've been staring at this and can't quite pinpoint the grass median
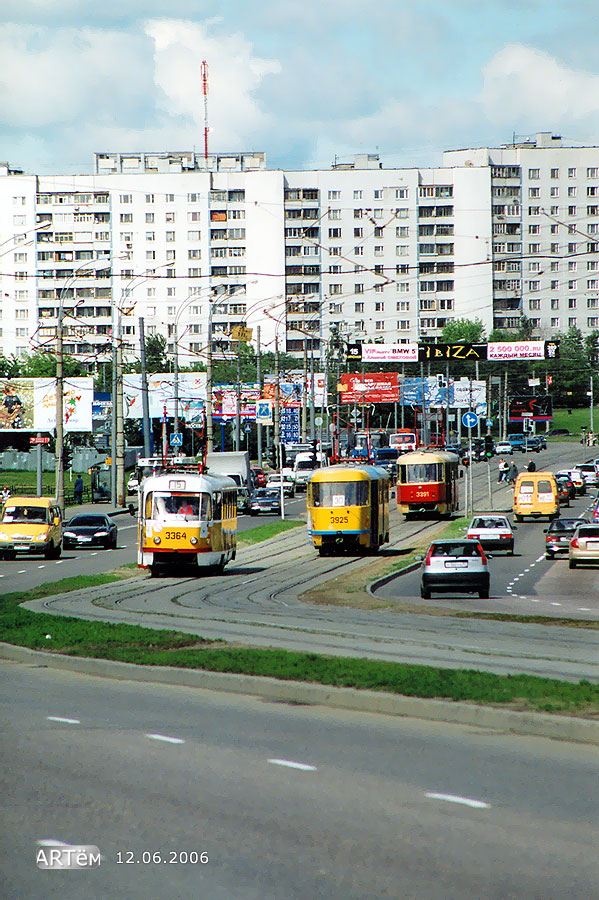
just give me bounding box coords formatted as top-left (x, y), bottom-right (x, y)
top-left (0, 565), bottom-right (598, 716)
top-left (238, 518), bottom-right (304, 546)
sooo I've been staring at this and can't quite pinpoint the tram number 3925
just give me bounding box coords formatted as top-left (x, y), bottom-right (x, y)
top-left (329, 515), bottom-right (349, 525)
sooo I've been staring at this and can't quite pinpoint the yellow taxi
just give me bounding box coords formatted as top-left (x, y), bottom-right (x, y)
top-left (0, 496), bottom-right (63, 559)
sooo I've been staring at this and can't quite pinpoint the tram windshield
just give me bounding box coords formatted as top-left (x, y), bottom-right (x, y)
top-left (310, 480), bottom-right (369, 507)
top-left (400, 463), bottom-right (444, 483)
top-left (150, 492), bottom-right (210, 520)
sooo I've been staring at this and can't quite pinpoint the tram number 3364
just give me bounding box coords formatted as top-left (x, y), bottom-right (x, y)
top-left (164, 530), bottom-right (186, 540)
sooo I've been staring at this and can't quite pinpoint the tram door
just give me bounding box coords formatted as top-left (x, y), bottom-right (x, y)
top-left (370, 481), bottom-right (378, 548)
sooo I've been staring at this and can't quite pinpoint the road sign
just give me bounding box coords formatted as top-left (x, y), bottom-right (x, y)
top-left (462, 412), bottom-right (478, 429)
top-left (256, 400), bottom-right (273, 424)
top-left (486, 418), bottom-right (493, 428)
top-left (30, 436), bottom-right (50, 445)
top-left (169, 432), bottom-right (183, 447)
top-left (231, 325), bottom-right (253, 342)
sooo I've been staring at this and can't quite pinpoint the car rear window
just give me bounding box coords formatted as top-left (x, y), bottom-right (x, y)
top-left (537, 480), bottom-right (552, 493)
top-left (577, 527), bottom-right (599, 537)
top-left (432, 542), bottom-right (481, 557)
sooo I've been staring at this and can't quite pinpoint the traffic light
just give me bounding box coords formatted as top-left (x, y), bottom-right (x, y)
top-left (484, 434), bottom-right (494, 459)
top-left (63, 446), bottom-right (73, 470)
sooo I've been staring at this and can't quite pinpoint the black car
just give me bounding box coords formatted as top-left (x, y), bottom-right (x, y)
top-left (544, 517), bottom-right (588, 559)
top-left (63, 514), bottom-right (118, 549)
top-left (554, 475), bottom-right (572, 506)
top-left (249, 489), bottom-right (282, 516)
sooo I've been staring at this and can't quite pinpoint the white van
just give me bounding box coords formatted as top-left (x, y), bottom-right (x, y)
top-left (293, 451), bottom-right (327, 491)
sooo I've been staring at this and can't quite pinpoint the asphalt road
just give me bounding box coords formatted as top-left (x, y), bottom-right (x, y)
top-left (2, 660), bottom-right (598, 900)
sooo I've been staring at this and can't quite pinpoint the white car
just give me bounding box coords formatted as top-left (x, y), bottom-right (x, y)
top-left (466, 515), bottom-right (515, 554)
top-left (126, 474), bottom-right (139, 493)
top-left (494, 441), bottom-right (513, 455)
top-left (420, 539), bottom-right (490, 599)
top-left (573, 464), bottom-right (598, 488)
top-left (266, 474), bottom-right (296, 497)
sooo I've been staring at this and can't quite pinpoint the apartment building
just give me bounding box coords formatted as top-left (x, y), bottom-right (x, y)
top-left (445, 132), bottom-right (599, 336)
top-left (0, 134), bottom-right (597, 372)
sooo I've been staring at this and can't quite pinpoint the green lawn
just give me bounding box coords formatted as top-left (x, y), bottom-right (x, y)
top-left (549, 407), bottom-right (599, 439)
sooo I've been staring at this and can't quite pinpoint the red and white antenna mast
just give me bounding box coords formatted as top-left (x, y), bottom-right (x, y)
top-left (201, 60), bottom-right (209, 162)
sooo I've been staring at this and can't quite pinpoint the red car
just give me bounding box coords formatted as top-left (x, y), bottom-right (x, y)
top-left (251, 466), bottom-right (267, 488)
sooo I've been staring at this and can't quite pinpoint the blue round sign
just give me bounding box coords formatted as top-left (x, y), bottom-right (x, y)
top-left (462, 412), bottom-right (478, 429)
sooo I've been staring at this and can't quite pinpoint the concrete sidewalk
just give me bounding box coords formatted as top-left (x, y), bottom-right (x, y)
top-left (64, 501), bottom-right (134, 520)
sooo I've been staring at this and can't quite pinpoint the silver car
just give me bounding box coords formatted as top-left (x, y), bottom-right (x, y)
top-left (420, 539), bottom-right (490, 599)
top-left (568, 524), bottom-right (599, 568)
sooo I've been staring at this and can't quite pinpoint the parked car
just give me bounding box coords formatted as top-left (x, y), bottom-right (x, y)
top-left (126, 473), bottom-right (139, 493)
top-left (63, 514), bottom-right (118, 550)
top-left (249, 489), bottom-right (282, 516)
top-left (569, 523), bottom-right (599, 568)
top-left (266, 473), bottom-right (296, 497)
top-left (443, 443), bottom-right (465, 458)
top-left (547, 428), bottom-right (570, 436)
top-left (494, 440), bottom-right (513, 455)
top-left (420, 539), bottom-right (490, 599)
top-left (544, 517), bottom-right (588, 559)
top-left (251, 466), bottom-right (267, 488)
top-left (573, 463), bottom-right (598, 488)
top-left (554, 475), bottom-right (572, 506)
top-left (466, 515), bottom-right (515, 554)
top-left (525, 436), bottom-right (543, 452)
top-left (556, 469), bottom-right (586, 496)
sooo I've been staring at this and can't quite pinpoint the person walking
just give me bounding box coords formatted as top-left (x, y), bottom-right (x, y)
top-left (527, 459), bottom-right (537, 472)
top-left (507, 461), bottom-right (518, 485)
top-left (73, 475), bottom-right (84, 505)
top-left (497, 458), bottom-right (509, 483)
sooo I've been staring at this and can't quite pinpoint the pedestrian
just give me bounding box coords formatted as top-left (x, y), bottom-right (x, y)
top-left (507, 461), bottom-right (518, 485)
top-left (1, 487), bottom-right (9, 505)
top-left (497, 458), bottom-right (509, 483)
top-left (527, 459), bottom-right (536, 472)
top-left (73, 475), bottom-right (84, 505)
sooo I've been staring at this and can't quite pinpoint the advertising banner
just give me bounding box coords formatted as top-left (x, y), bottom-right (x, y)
top-left (123, 373), bottom-right (207, 419)
top-left (263, 373), bottom-right (327, 407)
top-left (401, 377), bottom-right (487, 416)
top-left (361, 343), bottom-right (419, 363)
top-left (212, 384), bottom-right (261, 419)
top-left (508, 395), bottom-right (553, 422)
top-left (487, 341), bottom-right (546, 361)
top-left (0, 377), bottom-right (93, 432)
top-left (419, 343), bottom-right (487, 361)
top-left (339, 373), bottom-right (399, 404)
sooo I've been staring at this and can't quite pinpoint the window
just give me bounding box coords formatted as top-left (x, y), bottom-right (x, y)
top-left (188, 211), bottom-right (201, 222)
top-left (528, 168), bottom-right (540, 179)
top-left (120, 194), bottom-right (132, 203)
top-left (568, 206), bottom-right (577, 216)
top-left (354, 283), bottom-right (364, 293)
top-left (354, 228), bottom-right (363, 238)
top-left (375, 321), bottom-right (384, 330)
top-left (588, 317), bottom-right (599, 327)
top-left (146, 250), bottom-right (155, 260)
top-left (569, 317), bottom-right (577, 326)
top-left (354, 209), bottom-right (363, 218)
top-left (551, 317), bottom-right (560, 327)
top-left (165, 212), bottom-right (175, 223)
top-left (588, 168), bottom-right (599, 178)
top-left (528, 280), bottom-right (540, 292)
top-left (528, 224), bottom-right (539, 234)
top-left (354, 302), bottom-right (364, 312)
top-left (353, 190), bottom-right (362, 199)
top-left (328, 209), bottom-right (341, 219)
top-left (187, 230), bottom-right (201, 240)
top-left (374, 189), bottom-right (383, 199)
top-left (551, 299), bottom-right (559, 309)
top-left (329, 284), bottom-right (342, 294)
top-left (529, 299), bottom-right (541, 310)
top-left (550, 187), bottom-right (559, 198)
top-left (166, 231), bottom-right (176, 242)
top-left (569, 298), bottom-right (577, 309)
top-left (188, 249), bottom-right (201, 259)
top-left (528, 187), bottom-right (540, 198)
top-left (354, 247), bottom-right (363, 256)
top-left (328, 228), bottom-right (341, 239)
top-left (120, 213), bottom-right (133, 223)
top-left (398, 319), bottom-right (410, 330)
top-left (568, 167), bottom-right (576, 177)
top-left (145, 213), bottom-right (154, 223)
top-left (328, 190), bottom-right (340, 199)
top-left (551, 168), bottom-right (559, 179)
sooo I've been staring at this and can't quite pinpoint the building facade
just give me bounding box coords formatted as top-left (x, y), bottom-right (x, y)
top-left (0, 133), bottom-right (597, 373)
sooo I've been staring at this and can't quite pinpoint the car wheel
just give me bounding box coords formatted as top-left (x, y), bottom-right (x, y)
top-left (420, 586), bottom-right (431, 599)
top-left (44, 544), bottom-right (55, 560)
top-left (508, 544), bottom-right (514, 555)
top-left (569, 559), bottom-right (577, 569)
top-left (479, 588), bottom-right (489, 599)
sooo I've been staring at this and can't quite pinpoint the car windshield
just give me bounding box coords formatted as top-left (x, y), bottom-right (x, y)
top-left (68, 516), bottom-right (107, 527)
top-left (471, 518), bottom-right (508, 529)
top-left (549, 519), bottom-right (586, 532)
top-left (431, 542), bottom-right (481, 557)
top-left (1, 505), bottom-right (49, 524)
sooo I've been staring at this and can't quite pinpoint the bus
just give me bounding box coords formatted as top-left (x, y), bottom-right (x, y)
top-left (137, 468), bottom-right (237, 576)
top-left (397, 450), bottom-right (460, 517)
top-left (389, 429), bottom-right (418, 452)
top-left (307, 465), bottom-right (390, 555)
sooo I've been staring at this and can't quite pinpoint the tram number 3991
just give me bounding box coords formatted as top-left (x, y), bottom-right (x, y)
top-left (329, 515), bottom-right (349, 524)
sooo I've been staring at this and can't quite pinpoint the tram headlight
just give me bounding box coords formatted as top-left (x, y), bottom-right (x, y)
top-left (190, 536), bottom-right (198, 546)
top-left (153, 536), bottom-right (161, 545)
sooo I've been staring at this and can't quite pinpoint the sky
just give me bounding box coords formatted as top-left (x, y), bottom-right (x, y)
top-left (1, 0), bottom-right (599, 175)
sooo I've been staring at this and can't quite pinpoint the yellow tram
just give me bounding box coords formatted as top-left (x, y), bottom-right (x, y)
top-left (138, 468), bottom-right (237, 576)
top-left (307, 465), bottom-right (390, 556)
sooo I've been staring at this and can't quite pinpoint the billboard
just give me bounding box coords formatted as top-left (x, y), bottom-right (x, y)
top-left (339, 373), bottom-right (399, 404)
top-left (263, 373), bottom-right (327, 406)
top-left (401, 377), bottom-right (487, 416)
top-left (508, 395), bottom-right (553, 422)
top-left (123, 373), bottom-right (207, 420)
top-left (0, 377), bottom-right (93, 432)
top-left (212, 384), bottom-right (261, 419)
top-left (419, 343), bottom-right (487, 361)
top-left (488, 341), bottom-right (549, 361)
top-left (361, 343), bottom-right (419, 363)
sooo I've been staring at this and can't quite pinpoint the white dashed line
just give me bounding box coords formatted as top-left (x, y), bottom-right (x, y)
top-left (425, 792), bottom-right (490, 809)
top-left (145, 733), bottom-right (185, 745)
top-left (268, 758), bottom-right (317, 772)
top-left (47, 716), bottom-right (80, 725)
top-left (17, 570), bottom-right (26, 574)
top-left (551, 602), bottom-right (562, 606)
top-left (578, 607), bottom-right (592, 611)
top-left (38, 565), bottom-right (46, 569)
top-left (55, 560), bottom-right (65, 564)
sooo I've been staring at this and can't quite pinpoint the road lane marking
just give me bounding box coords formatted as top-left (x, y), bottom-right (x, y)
top-left (578, 607), bottom-right (592, 611)
top-left (38, 565), bottom-right (46, 568)
top-left (145, 733), bottom-right (185, 745)
top-left (268, 758), bottom-right (317, 772)
top-left (551, 602), bottom-right (562, 606)
top-left (425, 792), bottom-right (490, 809)
top-left (47, 716), bottom-right (80, 725)
top-left (17, 570), bottom-right (26, 574)
top-left (536, 555), bottom-right (545, 562)
top-left (55, 560), bottom-right (65, 564)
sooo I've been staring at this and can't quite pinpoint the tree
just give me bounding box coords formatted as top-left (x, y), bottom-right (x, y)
top-left (441, 318), bottom-right (486, 344)
top-left (144, 334), bottom-right (169, 373)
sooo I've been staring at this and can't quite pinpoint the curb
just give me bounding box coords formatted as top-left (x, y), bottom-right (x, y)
top-left (368, 561), bottom-right (421, 596)
top-left (1, 642), bottom-right (597, 745)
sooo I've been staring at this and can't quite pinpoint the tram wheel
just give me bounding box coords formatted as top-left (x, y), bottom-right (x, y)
top-left (149, 565), bottom-right (160, 578)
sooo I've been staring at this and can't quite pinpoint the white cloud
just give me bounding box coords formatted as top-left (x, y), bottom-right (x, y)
top-left (479, 43), bottom-right (599, 125)
top-left (144, 19), bottom-right (281, 145)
